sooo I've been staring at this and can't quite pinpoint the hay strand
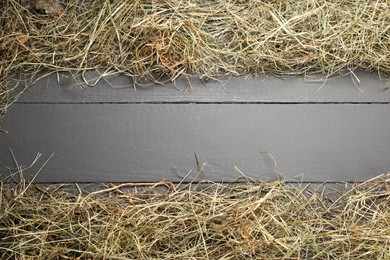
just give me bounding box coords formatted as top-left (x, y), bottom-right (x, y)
top-left (1, 174), bottom-right (389, 259)
top-left (1, 0), bottom-right (389, 116)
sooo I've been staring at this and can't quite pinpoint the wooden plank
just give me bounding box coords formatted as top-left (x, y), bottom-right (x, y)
top-left (15, 71), bottom-right (390, 103)
top-left (1, 104), bottom-right (389, 182)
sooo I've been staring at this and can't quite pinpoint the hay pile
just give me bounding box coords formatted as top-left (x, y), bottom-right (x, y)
top-left (1, 0), bottom-right (389, 87)
top-left (1, 2), bottom-right (389, 258)
top-left (1, 174), bottom-right (389, 259)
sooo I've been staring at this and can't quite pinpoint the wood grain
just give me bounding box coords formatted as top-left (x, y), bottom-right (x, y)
top-left (1, 103), bottom-right (389, 182)
top-left (15, 71), bottom-right (390, 104)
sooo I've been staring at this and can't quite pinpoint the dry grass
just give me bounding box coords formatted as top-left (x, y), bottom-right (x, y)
top-left (1, 0), bottom-right (389, 116)
top-left (0, 173), bottom-right (389, 259)
top-left (1, 2), bottom-right (389, 258)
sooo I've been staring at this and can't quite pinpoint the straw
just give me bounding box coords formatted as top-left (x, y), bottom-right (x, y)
top-left (1, 0), bottom-right (389, 116)
top-left (0, 173), bottom-right (389, 259)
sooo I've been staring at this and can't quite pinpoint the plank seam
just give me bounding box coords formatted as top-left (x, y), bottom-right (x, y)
top-left (13, 102), bottom-right (390, 105)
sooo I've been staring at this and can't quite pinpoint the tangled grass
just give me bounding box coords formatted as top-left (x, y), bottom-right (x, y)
top-left (1, 2), bottom-right (389, 258)
top-left (0, 174), bottom-right (389, 259)
top-left (0, 0), bottom-right (389, 114)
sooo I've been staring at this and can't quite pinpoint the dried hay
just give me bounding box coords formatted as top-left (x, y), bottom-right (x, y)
top-left (0, 173), bottom-right (389, 259)
top-left (0, 0), bottom-right (389, 116)
top-left (1, 2), bottom-right (389, 258)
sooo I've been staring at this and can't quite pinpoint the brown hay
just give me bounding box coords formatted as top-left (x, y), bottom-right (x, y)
top-left (1, 2), bottom-right (389, 257)
top-left (1, 0), bottom-right (389, 116)
top-left (1, 174), bottom-right (389, 259)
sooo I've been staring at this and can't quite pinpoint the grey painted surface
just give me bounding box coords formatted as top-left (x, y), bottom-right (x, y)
top-left (1, 104), bottom-right (389, 182)
top-left (15, 71), bottom-right (390, 103)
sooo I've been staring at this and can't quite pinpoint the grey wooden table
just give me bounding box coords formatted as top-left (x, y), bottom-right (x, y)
top-left (1, 71), bottom-right (389, 183)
